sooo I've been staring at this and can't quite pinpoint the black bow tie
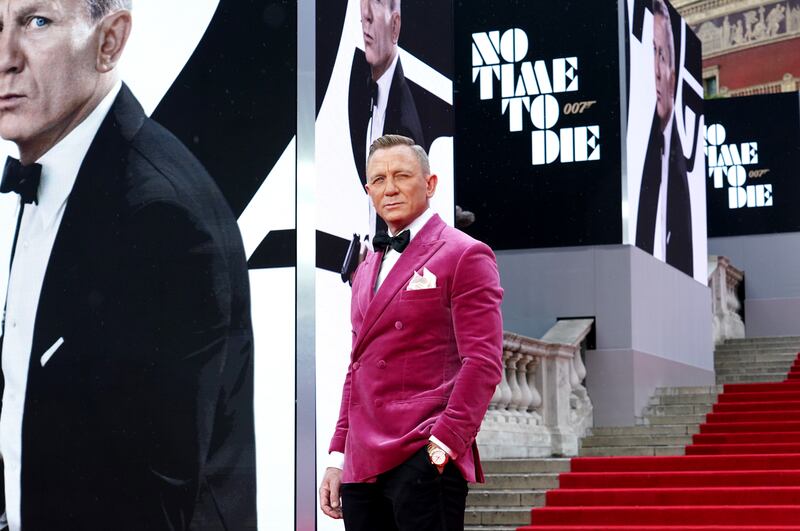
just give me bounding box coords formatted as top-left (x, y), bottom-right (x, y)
top-left (368, 78), bottom-right (379, 115)
top-left (373, 230), bottom-right (410, 254)
top-left (1, 156), bottom-right (41, 204)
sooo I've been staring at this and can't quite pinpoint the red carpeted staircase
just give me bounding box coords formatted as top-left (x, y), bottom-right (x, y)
top-left (519, 351), bottom-right (800, 530)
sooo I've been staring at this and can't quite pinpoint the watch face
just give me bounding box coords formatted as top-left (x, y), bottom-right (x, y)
top-left (431, 450), bottom-right (446, 466)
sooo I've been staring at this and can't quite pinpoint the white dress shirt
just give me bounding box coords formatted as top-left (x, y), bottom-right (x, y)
top-left (0, 81), bottom-right (121, 531)
top-left (364, 51), bottom-right (400, 161)
top-left (653, 112), bottom-right (674, 262)
top-left (328, 208), bottom-right (454, 471)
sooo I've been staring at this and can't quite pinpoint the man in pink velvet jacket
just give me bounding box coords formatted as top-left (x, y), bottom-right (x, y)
top-left (319, 134), bottom-right (503, 530)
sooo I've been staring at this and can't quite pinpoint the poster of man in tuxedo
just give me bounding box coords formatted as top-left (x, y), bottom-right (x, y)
top-left (626, 0), bottom-right (707, 282)
top-left (0, 1), bottom-right (298, 529)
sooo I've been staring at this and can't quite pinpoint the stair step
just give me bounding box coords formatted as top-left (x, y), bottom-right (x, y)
top-left (468, 489), bottom-right (546, 507)
top-left (639, 414), bottom-right (707, 425)
top-left (528, 505), bottom-right (800, 525)
top-left (559, 469), bottom-right (800, 489)
top-left (654, 386), bottom-right (723, 395)
top-left (521, 526), bottom-right (800, 531)
top-left (578, 446), bottom-right (684, 457)
top-left (686, 442), bottom-right (800, 455)
top-left (581, 435), bottom-right (692, 448)
top-left (700, 420), bottom-right (800, 433)
top-left (465, 507), bottom-right (530, 526)
top-left (694, 431), bottom-right (800, 444)
top-left (590, 425), bottom-right (699, 436)
top-left (642, 404), bottom-right (712, 416)
top-left (481, 473), bottom-right (560, 490)
top-left (713, 400), bottom-right (800, 412)
top-left (546, 486), bottom-right (800, 506)
top-left (480, 458), bottom-right (570, 474)
top-left (570, 453), bottom-right (800, 472)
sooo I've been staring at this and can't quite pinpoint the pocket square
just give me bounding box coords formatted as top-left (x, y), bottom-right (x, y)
top-left (407, 267), bottom-right (437, 290)
top-left (40, 337), bottom-right (64, 367)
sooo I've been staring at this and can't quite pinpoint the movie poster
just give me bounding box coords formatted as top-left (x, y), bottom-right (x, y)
top-left (0, 1), bottom-right (296, 528)
top-left (315, 1), bottom-right (454, 529)
top-left (705, 92), bottom-right (800, 237)
top-left (454, 0), bottom-right (623, 250)
top-left (625, 0), bottom-right (707, 282)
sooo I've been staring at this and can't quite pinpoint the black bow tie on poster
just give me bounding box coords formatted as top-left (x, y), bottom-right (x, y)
top-left (0, 156), bottom-right (43, 335)
top-left (373, 230), bottom-right (410, 254)
top-left (1, 157), bottom-right (41, 205)
top-left (368, 78), bottom-right (379, 118)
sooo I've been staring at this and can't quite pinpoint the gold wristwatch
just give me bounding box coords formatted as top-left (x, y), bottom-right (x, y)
top-left (427, 442), bottom-right (448, 469)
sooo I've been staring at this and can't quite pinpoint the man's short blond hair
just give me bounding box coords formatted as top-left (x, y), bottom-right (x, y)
top-left (367, 134), bottom-right (430, 177)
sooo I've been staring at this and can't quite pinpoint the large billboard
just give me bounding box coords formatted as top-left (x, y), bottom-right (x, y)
top-left (454, 0), bottom-right (707, 283)
top-left (0, 1), bottom-right (297, 528)
top-left (705, 92), bottom-right (800, 237)
top-left (454, 0), bottom-right (623, 250)
top-left (625, 0), bottom-right (707, 281)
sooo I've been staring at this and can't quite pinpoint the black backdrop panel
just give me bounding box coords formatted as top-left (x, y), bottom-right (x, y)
top-left (455, 0), bottom-right (623, 250)
top-left (706, 93), bottom-right (800, 237)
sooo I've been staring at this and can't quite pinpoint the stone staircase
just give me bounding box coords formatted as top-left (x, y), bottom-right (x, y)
top-left (465, 458), bottom-right (571, 531)
top-left (465, 336), bottom-right (800, 531)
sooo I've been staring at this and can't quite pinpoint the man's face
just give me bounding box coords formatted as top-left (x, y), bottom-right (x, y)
top-left (366, 145), bottom-right (437, 234)
top-left (653, 14), bottom-right (675, 130)
top-left (0, 0), bottom-right (101, 153)
top-left (361, 0), bottom-right (398, 79)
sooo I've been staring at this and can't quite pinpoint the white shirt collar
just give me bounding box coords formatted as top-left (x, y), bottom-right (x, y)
top-left (390, 207), bottom-right (434, 240)
top-left (35, 81), bottom-right (122, 229)
top-left (374, 52), bottom-right (399, 115)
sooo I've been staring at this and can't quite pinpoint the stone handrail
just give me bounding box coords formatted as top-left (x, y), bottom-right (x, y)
top-left (708, 255), bottom-right (745, 345)
top-left (477, 320), bottom-right (594, 458)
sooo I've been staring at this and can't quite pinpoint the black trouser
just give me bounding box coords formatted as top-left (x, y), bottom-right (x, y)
top-left (341, 447), bottom-right (468, 531)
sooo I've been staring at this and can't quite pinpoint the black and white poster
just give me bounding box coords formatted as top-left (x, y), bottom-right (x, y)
top-left (625, 0), bottom-right (707, 282)
top-left (0, 1), bottom-right (297, 528)
top-left (705, 92), bottom-right (800, 237)
top-left (454, 0), bottom-right (623, 250)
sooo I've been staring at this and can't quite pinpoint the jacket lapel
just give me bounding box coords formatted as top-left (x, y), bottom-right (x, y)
top-left (29, 85), bottom-right (145, 373)
top-left (352, 215), bottom-right (446, 359)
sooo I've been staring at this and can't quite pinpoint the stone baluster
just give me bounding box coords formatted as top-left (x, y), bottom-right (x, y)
top-left (506, 351), bottom-right (524, 414)
top-left (515, 353), bottom-right (534, 415)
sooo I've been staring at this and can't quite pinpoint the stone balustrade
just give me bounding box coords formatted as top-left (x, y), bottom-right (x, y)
top-left (709, 255), bottom-right (745, 345)
top-left (477, 319), bottom-right (594, 458)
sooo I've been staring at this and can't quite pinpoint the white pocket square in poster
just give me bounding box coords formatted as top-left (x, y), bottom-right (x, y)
top-left (407, 267), bottom-right (437, 290)
top-left (40, 337), bottom-right (65, 367)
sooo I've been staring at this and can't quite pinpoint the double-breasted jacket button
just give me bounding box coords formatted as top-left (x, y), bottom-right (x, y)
top-left (377, 360), bottom-right (387, 369)
top-left (352, 361), bottom-right (360, 370)
top-left (394, 321), bottom-right (403, 330)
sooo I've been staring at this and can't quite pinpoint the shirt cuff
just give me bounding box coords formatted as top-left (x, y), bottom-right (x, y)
top-left (429, 435), bottom-right (457, 459)
top-left (327, 451), bottom-right (345, 470)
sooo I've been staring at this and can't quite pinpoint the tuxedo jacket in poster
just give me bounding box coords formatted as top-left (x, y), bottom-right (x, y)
top-left (635, 111), bottom-right (693, 277)
top-left (0, 85), bottom-right (256, 531)
top-left (349, 53), bottom-right (425, 188)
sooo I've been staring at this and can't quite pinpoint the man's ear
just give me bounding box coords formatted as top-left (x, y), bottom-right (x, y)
top-left (426, 173), bottom-right (438, 198)
top-left (96, 10), bottom-right (132, 74)
top-left (391, 11), bottom-right (401, 44)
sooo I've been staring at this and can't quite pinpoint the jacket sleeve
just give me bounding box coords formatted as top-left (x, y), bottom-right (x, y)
top-left (328, 255), bottom-right (371, 454)
top-left (114, 199), bottom-right (238, 524)
top-left (430, 241), bottom-right (504, 458)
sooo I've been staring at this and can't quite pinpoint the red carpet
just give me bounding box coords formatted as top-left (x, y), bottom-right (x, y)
top-left (519, 352), bottom-right (800, 530)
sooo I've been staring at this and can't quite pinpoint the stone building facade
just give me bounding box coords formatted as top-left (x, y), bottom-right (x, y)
top-left (674, 0), bottom-right (800, 96)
